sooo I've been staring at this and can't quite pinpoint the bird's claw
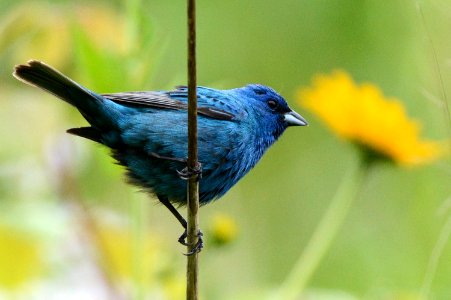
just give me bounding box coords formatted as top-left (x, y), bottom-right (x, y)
top-left (178, 229), bottom-right (189, 246)
top-left (178, 229), bottom-right (204, 255)
top-left (177, 162), bottom-right (202, 181)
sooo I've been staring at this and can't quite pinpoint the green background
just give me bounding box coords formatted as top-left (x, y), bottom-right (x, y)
top-left (1, 0), bottom-right (450, 299)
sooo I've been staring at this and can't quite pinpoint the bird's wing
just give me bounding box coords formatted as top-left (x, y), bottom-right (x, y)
top-left (103, 89), bottom-right (236, 121)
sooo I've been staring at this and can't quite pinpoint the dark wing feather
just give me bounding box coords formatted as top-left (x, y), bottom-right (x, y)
top-left (103, 92), bottom-right (186, 110)
top-left (103, 92), bottom-right (235, 121)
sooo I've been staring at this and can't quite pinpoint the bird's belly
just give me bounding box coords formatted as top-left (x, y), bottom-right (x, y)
top-left (112, 147), bottom-right (244, 206)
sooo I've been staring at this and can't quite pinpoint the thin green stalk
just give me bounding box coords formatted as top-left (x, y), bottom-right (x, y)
top-left (420, 213), bottom-right (451, 299)
top-left (417, 6), bottom-right (451, 294)
top-left (416, 1), bottom-right (451, 140)
top-left (131, 196), bottom-right (146, 300)
top-left (274, 157), bottom-right (367, 300)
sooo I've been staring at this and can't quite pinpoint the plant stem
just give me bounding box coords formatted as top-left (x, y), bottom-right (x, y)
top-left (420, 213), bottom-right (451, 299)
top-left (131, 196), bottom-right (146, 300)
top-left (186, 0), bottom-right (200, 299)
top-left (275, 157), bottom-right (367, 300)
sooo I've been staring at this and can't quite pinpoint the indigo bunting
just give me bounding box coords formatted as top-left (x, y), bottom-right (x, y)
top-left (14, 60), bottom-right (307, 251)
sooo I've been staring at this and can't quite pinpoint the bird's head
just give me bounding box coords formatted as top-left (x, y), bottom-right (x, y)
top-left (234, 84), bottom-right (308, 137)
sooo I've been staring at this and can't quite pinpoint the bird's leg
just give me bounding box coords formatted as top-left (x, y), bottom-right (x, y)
top-left (149, 152), bottom-right (187, 163)
top-left (177, 161), bottom-right (202, 181)
top-left (158, 195), bottom-right (187, 238)
top-left (158, 195), bottom-right (203, 254)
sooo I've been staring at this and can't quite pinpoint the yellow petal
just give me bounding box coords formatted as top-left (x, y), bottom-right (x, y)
top-left (298, 71), bottom-right (444, 166)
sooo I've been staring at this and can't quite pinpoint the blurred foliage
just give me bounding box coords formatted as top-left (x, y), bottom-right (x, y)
top-left (1, 0), bottom-right (451, 299)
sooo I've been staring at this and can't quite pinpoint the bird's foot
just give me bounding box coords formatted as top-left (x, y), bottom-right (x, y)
top-left (178, 229), bottom-right (204, 255)
top-left (177, 162), bottom-right (202, 181)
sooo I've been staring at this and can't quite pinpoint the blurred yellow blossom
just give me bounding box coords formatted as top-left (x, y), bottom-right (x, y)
top-left (208, 213), bottom-right (238, 246)
top-left (0, 224), bottom-right (42, 289)
top-left (298, 71), bottom-right (444, 165)
top-left (163, 275), bottom-right (186, 300)
top-left (94, 222), bottom-right (185, 299)
top-left (2, 3), bottom-right (127, 68)
top-left (75, 5), bottom-right (128, 54)
top-left (95, 224), bottom-right (160, 282)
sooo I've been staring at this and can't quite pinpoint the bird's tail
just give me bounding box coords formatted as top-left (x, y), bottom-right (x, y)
top-left (13, 60), bottom-right (121, 129)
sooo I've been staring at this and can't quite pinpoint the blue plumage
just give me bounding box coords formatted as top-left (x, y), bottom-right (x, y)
top-left (14, 60), bottom-right (307, 247)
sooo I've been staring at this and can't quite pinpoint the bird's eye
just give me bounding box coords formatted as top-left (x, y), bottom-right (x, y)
top-left (267, 100), bottom-right (278, 110)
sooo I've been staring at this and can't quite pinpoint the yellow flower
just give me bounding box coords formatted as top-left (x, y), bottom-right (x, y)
top-left (75, 5), bottom-right (128, 54)
top-left (0, 224), bottom-right (42, 289)
top-left (208, 213), bottom-right (238, 246)
top-left (95, 224), bottom-right (161, 282)
top-left (4, 3), bottom-right (127, 67)
top-left (91, 216), bottom-right (238, 298)
top-left (92, 220), bottom-right (185, 298)
top-left (298, 71), bottom-right (443, 165)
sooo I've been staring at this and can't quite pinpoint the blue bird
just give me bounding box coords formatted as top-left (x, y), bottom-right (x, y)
top-left (14, 60), bottom-right (307, 252)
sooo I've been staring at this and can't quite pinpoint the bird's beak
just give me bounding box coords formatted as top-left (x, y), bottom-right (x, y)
top-left (284, 110), bottom-right (308, 126)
